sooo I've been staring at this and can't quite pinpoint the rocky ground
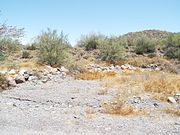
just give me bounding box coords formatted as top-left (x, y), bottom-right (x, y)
top-left (0, 72), bottom-right (179, 135)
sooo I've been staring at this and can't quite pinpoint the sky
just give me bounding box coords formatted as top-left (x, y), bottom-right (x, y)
top-left (0, 0), bottom-right (180, 45)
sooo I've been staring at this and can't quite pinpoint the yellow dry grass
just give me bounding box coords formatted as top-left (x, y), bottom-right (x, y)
top-left (102, 97), bottom-right (134, 116)
top-left (74, 71), bottom-right (116, 80)
top-left (164, 108), bottom-right (180, 116)
top-left (144, 73), bottom-right (180, 94)
top-left (101, 71), bottom-right (180, 100)
top-left (99, 71), bottom-right (180, 116)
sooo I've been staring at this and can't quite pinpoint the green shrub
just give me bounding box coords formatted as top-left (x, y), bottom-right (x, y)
top-left (135, 37), bottom-right (156, 54)
top-left (35, 28), bottom-right (71, 66)
top-left (164, 33), bottom-right (180, 60)
top-left (0, 51), bottom-right (5, 61)
top-left (26, 44), bottom-right (37, 50)
top-left (77, 34), bottom-right (106, 51)
top-left (22, 51), bottom-right (30, 59)
top-left (165, 48), bottom-right (180, 60)
top-left (0, 38), bottom-right (21, 53)
top-left (99, 37), bottom-right (125, 62)
top-left (147, 53), bottom-right (156, 58)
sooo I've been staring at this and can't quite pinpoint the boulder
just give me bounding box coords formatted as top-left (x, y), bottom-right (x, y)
top-left (167, 97), bottom-right (176, 103)
top-left (60, 66), bottom-right (69, 73)
top-left (7, 77), bottom-right (16, 87)
top-left (24, 73), bottom-right (30, 81)
top-left (174, 93), bottom-right (180, 103)
top-left (28, 76), bottom-right (38, 81)
top-left (8, 69), bottom-right (16, 75)
top-left (15, 75), bottom-right (25, 84)
top-left (41, 76), bottom-right (50, 83)
top-left (121, 65), bottom-right (127, 70)
top-left (44, 65), bottom-right (57, 75)
top-left (18, 69), bottom-right (28, 76)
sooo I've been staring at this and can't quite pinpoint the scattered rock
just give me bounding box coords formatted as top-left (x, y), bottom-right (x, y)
top-left (8, 69), bottom-right (16, 75)
top-left (23, 74), bottom-right (29, 81)
top-left (59, 66), bottom-right (69, 73)
top-left (18, 69), bottom-right (28, 76)
top-left (41, 76), bottom-right (50, 83)
top-left (15, 75), bottom-right (25, 84)
top-left (28, 76), bottom-right (38, 81)
top-left (153, 103), bottom-right (159, 107)
top-left (7, 77), bottom-right (16, 87)
top-left (44, 65), bottom-right (57, 75)
top-left (167, 97), bottom-right (176, 103)
top-left (174, 93), bottom-right (180, 103)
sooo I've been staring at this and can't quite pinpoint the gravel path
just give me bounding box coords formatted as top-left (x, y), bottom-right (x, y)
top-left (0, 75), bottom-right (179, 135)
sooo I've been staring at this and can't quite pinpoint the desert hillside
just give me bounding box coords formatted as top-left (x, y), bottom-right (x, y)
top-left (0, 27), bottom-right (180, 134)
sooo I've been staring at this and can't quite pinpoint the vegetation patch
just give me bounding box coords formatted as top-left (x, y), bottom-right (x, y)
top-left (164, 108), bottom-right (180, 116)
top-left (34, 28), bottom-right (71, 67)
top-left (164, 33), bottom-right (180, 60)
top-left (75, 71), bottom-right (116, 80)
top-left (102, 98), bottom-right (134, 116)
top-left (135, 37), bottom-right (156, 54)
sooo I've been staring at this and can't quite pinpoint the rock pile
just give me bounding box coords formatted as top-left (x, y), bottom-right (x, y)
top-left (168, 93), bottom-right (180, 104)
top-left (141, 64), bottom-right (160, 71)
top-left (86, 63), bottom-right (161, 73)
top-left (1, 65), bottom-right (69, 87)
top-left (86, 64), bottom-right (136, 73)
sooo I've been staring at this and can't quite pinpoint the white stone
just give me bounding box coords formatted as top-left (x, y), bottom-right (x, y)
top-left (60, 66), bottom-right (69, 73)
top-left (121, 65), bottom-right (127, 70)
top-left (18, 69), bottom-right (27, 76)
top-left (8, 69), bottom-right (16, 75)
top-left (167, 97), bottom-right (176, 103)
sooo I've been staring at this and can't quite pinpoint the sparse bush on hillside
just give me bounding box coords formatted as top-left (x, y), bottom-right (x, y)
top-left (77, 33), bottom-right (106, 51)
top-left (0, 51), bottom-right (5, 61)
top-left (135, 37), bottom-right (156, 54)
top-left (0, 17), bottom-right (24, 61)
top-left (26, 43), bottom-right (37, 50)
top-left (164, 33), bottom-right (180, 60)
top-left (22, 50), bottom-right (30, 58)
top-left (77, 34), bottom-right (125, 62)
top-left (0, 38), bottom-right (22, 53)
top-left (35, 28), bottom-right (71, 66)
top-left (99, 37), bottom-right (125, 62)
top-left (0, 38), bottom-right (22, 61)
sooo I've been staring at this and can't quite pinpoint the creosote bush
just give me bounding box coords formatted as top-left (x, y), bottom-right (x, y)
top-left (26, 43), bottom-right (37, 50)
top-left (0, 38), bottom-right (22, 53)
top-left (99, 37), bottom-right (125, 62)
top-left (77, 33), bottom-right (105, 51)
top-left (77, 34), bottom-right (125, 62)
top-left (135, 37), bottom-right (156, 54)
top-left (22, 51), bottom-right (30, 59)
top-left (35, 28), bottom-right (71, 67)
top-left (164, 33), bottom-right (180, 60)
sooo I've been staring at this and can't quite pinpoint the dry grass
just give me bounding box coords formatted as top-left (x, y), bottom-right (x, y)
top-left (84, 107), bottom-right (96, 119)
top-left (101, 71), bottom-right (180, 101)
top-left (97, 88), bottom-right (108, 95)
top-left (85, 107), bottom-right (96, 114)
top-left (74, 71), bottom-right (116, 80)
top-left (164, 108), bottom-right (180, 116)
top-left (99, 71), bottom-right (180, 116)
top-left (144, 73), bottom-right (180, 101)
top-left (102, 97), bottom-right (134, 116)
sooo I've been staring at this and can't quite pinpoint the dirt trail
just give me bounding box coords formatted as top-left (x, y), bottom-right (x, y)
top-left (0, 75), bottom-right (179, 135)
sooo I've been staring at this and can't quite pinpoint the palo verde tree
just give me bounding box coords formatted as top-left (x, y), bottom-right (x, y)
top-left (0, 11), bottom-right (24, 60)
